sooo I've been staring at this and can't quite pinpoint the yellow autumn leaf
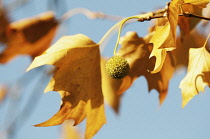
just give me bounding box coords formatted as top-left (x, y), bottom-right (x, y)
top-left (184, 0), bottom-right (210, 8)
top-left (174, 30), bottom-right (206, 68)
top-left (167, 0), bottom-right (180, 41)
top-left (0, 11), bottom-right (58, 63)
top-left (149, 0), bottom-right (179, 73)
top-left (27, 34), bottom-right (106, 139)
top-left (180, 35), bottom-right (210, 107)
top-left (149, 22), bottom-right (169, 73)
top-left (61, 120), bottom-right (81, 139)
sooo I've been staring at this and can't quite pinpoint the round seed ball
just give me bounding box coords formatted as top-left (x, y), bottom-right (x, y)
top-left (105, 56), bottom-right (130, 79)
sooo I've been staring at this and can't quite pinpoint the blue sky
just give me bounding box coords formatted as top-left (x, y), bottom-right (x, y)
top-left (0, 0), bottom-right (210, 139)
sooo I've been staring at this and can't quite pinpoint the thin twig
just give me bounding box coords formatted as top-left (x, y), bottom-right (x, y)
top-left (179, 4), bottom-right (210, 21)
top-left (179, 12), bottom-right (210, 20)
top-left (59, 8), bottom-right (125, 23)
top-left (137, 14), bottom-right (166, 22)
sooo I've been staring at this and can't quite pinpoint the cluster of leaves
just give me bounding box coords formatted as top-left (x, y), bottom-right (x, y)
top-left (0, 0), bottom-right (210, 139)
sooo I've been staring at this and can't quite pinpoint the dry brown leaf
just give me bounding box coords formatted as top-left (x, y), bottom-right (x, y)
top-left (184, 0), bottom-right (210, 8)
top-left (105, 32), bottom-right (175, 104)
top-left (61, 120), bottom-right (81, 139)
top-left (144, 51), bottom-right (175, 104)
top-left (118, 32), bottom-right (148, 78)
top-left (178, 4), bottom-right (202, 36)
top-left (174, 30), bottom-right (206, 68)
top-left (180, 35), bottom-right (210, 107)
top-left (0, 6), bottom-right (9, 43)
top-left (0, 11), bottom-right (58, 63)
top-left (27, 34), bottom-right (106, 139)
top-left (120, 32), bottom-right (175, 104)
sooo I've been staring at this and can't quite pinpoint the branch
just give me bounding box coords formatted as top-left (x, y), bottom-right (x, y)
top-left (179, 4), bottom-right (210, 21)
top-left (59, 8), bottom-right (125, 23)
top-left (137, 14), bottom-right (166, 22)
top-left (136, 10), bottom-right (210, 22)
top-left (180, 12), bottom-right (210, 21)
top-left (137, 8), bottom-right (167, 22)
